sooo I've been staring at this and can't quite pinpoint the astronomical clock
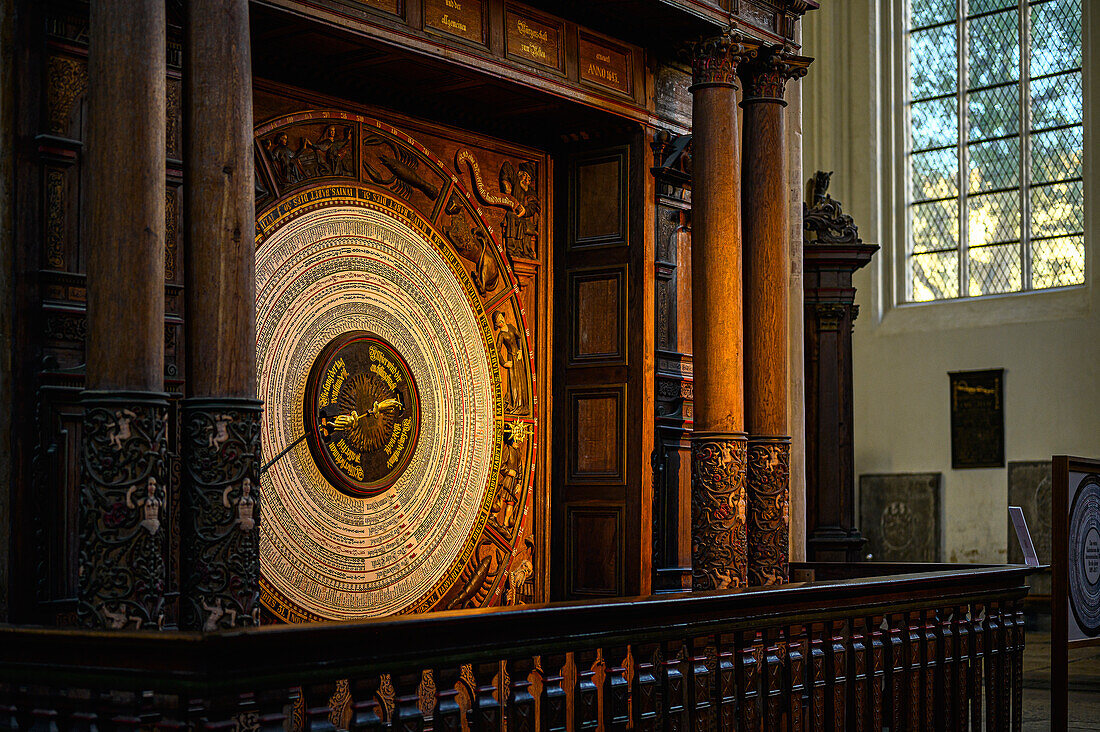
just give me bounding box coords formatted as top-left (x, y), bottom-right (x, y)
top-left (252, 109), bottom-right (543, 621)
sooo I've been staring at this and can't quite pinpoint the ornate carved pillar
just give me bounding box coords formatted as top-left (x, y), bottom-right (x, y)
top-left (79, 0), bottom-right (168, 629)
top-left (739, 48), bottom-right (811, 586)
top-left (180, 0), bottom-right (262, 630)
top-left (688, 32), bottom-right (758, 590)
top-left (802, 173), bottom-right (878, 562)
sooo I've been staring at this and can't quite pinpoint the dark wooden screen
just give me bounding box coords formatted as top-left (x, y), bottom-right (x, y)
top-left (552, 132), bottom-right (654, 600)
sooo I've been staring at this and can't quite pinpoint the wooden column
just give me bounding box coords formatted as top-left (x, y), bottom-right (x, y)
top-left (688, 32), bottom-right (758, 590)
top-left (739, 48), bottom-right (811, 586)
top-left (78, 0), bottom-right (168, 629)
top-left (180, 0), bottom-right (262, 630)
top-left (802, 174), bottom-right (877, 562)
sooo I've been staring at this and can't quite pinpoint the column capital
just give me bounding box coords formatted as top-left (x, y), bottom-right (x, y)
top-left (689, 32), bottom-right (761, 91)
top-left (739, 46), bottom-right (813, 104)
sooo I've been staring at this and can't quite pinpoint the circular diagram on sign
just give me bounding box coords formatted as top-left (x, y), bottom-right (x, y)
top-left (305, 331), bottom-right (421, 498)
top-left (1069, 476), bottom-right (1100, 636)
top-left (255, 185), bottom-right (502, 621)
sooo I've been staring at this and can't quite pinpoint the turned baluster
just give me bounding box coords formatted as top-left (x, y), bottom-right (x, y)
top-left (826, 621), bottom-right (847, 731)
top-left (984, 607), bottom-right (999, 732)
top-left (686, 637), bottom-right (712, 730)
top-left (255, 688), bottom-right (293, 732)
top-left (906, 611), bottom-right (922, 731)
top-left (631, 643), bottom-right (660, 732)
top-left (808, 632), bottom-right (826, 732)
top-left (921, 610), bottom-right (937, 730)
top-left (716, 635), bottom-right (738, 731)
top-left (866, 616), bottom-right (884, 732)
top-left (785, 626), bottom-right (806, 731)
top-left (506, 657), bottom-right (535, 732)
top-left (432, 667), bottom-right (462, 732)
top-left (736, 631), bottom-right (761, 730)
top-left (349, 678), bottom-right (384, 731)
top-left (660, 640), bottom-right (688, 732)
top-left (1012, 604), bottom-right (1025, 732)
top-left (472, 662), bottom-right (501, 732)
top-left (969, 605), bottom-right (984, 731)
top-left (390, 673), bottom-right (424, 732)
top-left (847, 619), bottom-right (866, 732)
top-left (938, 608), bottom-right (955, 731)
top-left (573, 650), bottom-right (599, 731)
top-left (954, 609), bottom-right (970, 732)
top-left (763, 631), bottom-right (783, 729)
top-left (601, 646), bottom-right (629, 732)
top-left (539, 654), bottom-right (567, 732)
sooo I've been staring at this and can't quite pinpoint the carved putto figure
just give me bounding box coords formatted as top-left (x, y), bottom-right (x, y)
top-left (493, 311), bottom-right (527, 414)
top-left (201, 596), bottom-right (237, 632)
top-left (209, 413), bottom-right (233, 449)
top-left (107, 408), bottom-right (136, 450)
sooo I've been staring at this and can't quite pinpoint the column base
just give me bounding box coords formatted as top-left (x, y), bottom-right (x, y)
top-left (691, 432), bottom-right (748, 590)
top-left (181, 397), bottom-right (263, 630)
top-left (748, 436), bottom-right (791, 586)
top-left (77, 390), bottom-right (170, 630)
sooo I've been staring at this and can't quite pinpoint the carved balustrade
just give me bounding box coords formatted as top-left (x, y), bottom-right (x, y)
top-left (0, 564), bottom-right (1028, 731)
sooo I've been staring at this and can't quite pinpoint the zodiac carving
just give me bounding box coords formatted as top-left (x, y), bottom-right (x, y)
top-left (264, 125), bottom-right (354, 188)
top-left (363, 134), bottom-right (442, 201)
top-left (266, 131), bottom-right (303, 187)
top-left (493, 311), bottom-right (528, 414)
top-left (456, 150), bottom-right (539, 259)
top-left (505, 537), bottom-right (535, 606)
top-left (443, 196), bottom-right (499, 296)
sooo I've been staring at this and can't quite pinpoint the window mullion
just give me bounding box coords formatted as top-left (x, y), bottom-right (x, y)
top-left (958, 0), bottom-right (969, 297)
top-left (1020, 0), bottom-right (1033, 290)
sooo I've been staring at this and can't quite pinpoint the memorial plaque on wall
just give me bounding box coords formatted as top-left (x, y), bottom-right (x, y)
top-left (1008, 461), bottom-right (1052, 594)
top-left (949, 369), bottom-right (1004, 469)
top-left (859, 473), bottom-right (942, 562)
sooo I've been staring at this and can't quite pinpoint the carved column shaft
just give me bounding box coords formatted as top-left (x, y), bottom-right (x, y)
top-left (181, 0), bottom-right (262, 630)
top-left (688, 33), bottom-right (758, 590)
top-left (740, 49), bottom-right (810, 586)
top-left (78, 0), bottom-right (168, 629)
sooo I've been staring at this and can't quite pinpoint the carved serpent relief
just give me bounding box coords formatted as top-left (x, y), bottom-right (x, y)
top-left (691, 433), bottom-right (748, 590)
top-left (747, 438), bottom-right (791, 586)
top-left (78, 392), bottom-right (169, 630)
top-left (181, 398), bottom-right (262, 631)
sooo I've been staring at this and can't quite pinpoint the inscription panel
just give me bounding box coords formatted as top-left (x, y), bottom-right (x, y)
top-left (505, 5), bottom-right (563, 73)
top-left (424, 0), bottom-right (484, 45)
top-left (578, 33), bottom-right (632, 96)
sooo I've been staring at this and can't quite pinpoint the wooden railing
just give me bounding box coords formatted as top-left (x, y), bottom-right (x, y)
top-left (0, 564), bottom-right (1030, 731)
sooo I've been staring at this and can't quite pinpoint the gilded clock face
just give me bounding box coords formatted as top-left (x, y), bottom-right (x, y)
top-left (305, 331), bottom-right (421, 498)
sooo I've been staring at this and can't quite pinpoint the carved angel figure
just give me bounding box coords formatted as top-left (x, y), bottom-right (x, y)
top-left (328, 373), bottom-right (404, 454)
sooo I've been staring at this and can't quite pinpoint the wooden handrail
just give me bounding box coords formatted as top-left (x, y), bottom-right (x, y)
top-left (0, 565), bottom-right (1030, 696)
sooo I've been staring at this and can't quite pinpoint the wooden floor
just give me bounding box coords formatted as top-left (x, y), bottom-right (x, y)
top-left (1022, 628), bottom-right (1100, 730)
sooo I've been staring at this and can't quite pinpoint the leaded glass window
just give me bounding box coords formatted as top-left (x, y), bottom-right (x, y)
top-left (906, 0), bottom-right (1083, 301)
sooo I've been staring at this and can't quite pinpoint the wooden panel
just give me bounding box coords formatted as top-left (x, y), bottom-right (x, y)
top-left (566, 507), bottom-right (623, 596)
top-left (504, 4), bottom-right (564, 74)
top-left (568, 385), bottom-right (626, 484)
top-left (423, 0), bottom-right (486, 46)
top-left (572, 150), bottom-right (628, 248)
top-left (569, 267), bottom-right (626, 365)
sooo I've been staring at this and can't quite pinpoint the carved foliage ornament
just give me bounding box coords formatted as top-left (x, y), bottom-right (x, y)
top-left (78, 393), bottom-right (169, 630)
top-left (691, 434), bottom-right (749, 590)
top-left (747, 438), bottom-right (791, 586)
top-left (739, 47), bottom-right (812, 103)
top-left (689, 32), bottom-right (759, 90)
top-left (803, 171), bottom-right (861, 244)
top-left (181, 398), bottom-right (263, 631)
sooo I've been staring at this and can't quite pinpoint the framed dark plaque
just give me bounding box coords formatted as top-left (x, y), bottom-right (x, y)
top-left (948, 369), bottom-right (1004, 469)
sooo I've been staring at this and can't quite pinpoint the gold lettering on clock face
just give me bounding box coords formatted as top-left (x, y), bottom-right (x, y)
top-left (305, 331), bottom-right (421, 498)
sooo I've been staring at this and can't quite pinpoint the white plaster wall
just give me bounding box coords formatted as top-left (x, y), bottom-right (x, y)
top-left (803, 0), bottom-right (1100, 563)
